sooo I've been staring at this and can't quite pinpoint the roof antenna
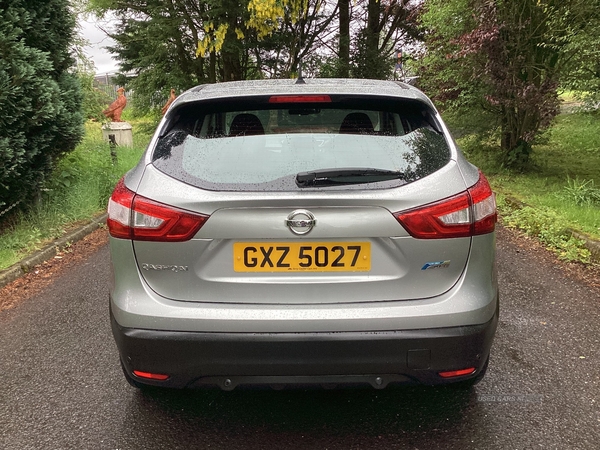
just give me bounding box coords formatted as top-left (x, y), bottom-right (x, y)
top-left (296, 57), bottom-right (305, 84)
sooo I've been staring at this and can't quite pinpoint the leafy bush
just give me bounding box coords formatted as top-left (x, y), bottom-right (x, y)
top-left (78, 72), bottom-right (113, 122)
top-left (0, 120), bottom-right (150, 270)
top-left (0, 1), bottom-right (83, 216)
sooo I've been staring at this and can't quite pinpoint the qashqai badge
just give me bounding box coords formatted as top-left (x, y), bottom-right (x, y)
top-left (285, 209), bottom-right (316, 235)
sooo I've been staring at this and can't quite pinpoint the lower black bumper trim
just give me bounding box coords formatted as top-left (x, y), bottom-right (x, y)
top-left (111, 305), bottom-right (498, 389)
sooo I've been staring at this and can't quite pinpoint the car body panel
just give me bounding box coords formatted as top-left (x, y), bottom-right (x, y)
top-left (131, 162), bottom-right (474, 304)
top-left (110, 233), bottom-right (496, 333)
top-left (113, 311), bottom-right (498, 389)
top-left (108, 78), bottom-right (498, 388)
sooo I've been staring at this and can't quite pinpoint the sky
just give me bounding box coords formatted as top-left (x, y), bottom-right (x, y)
top-left (78, 14), bottom-right (119, 75)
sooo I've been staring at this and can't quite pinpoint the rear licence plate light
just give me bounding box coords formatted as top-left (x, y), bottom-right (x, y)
top-left (233, 242), bottom-right (371, 272)
top-left (394, 171), bottom-right (496, 239)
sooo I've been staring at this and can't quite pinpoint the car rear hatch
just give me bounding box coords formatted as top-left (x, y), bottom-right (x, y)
top-left (109, 93), bottom-right (495, 305)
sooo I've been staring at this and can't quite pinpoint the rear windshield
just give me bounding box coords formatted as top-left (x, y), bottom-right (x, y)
top-left (151, 97), bottom-right (451, 191)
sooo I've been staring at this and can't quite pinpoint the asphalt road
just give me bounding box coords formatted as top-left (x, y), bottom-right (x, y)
top-left (1, 229), bottom-right (599, 450)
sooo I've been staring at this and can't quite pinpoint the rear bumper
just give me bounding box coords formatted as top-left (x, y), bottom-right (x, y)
top-left (112, 301), bottom-right (498, 389)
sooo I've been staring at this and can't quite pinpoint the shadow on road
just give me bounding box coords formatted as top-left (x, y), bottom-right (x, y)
top-left (118, 385), bottom-right (481, 446)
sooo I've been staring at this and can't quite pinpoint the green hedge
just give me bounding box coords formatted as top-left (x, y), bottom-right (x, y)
top-left (0, 1), bottom-right (83, 215)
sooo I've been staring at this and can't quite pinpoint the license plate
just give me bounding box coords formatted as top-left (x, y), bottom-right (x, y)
top-left (233, 242), bottom-right (371, 272)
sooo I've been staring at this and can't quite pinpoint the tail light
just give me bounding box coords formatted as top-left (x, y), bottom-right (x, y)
top-left (394, 172), bottom-right (496, 239)
top-left (107, 178), bottom-right (208, 241)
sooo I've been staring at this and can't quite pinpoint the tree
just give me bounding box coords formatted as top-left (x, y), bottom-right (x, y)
top-left (198, 0), bottom-right (251, 81)
top-left (78, 71), bottom-right (113, 121)
top-left (353, 0), bottom-right (422, 79)
top-left (0, 0), bottom-right (84, 214)
top-left (417, 0), bottom-right (483, 107)
top-left (89, 0), bottom-right (337, 106)
top-left (338, 0), bottom-right (350, 77)
top-left (246, 0), bottom-right (337, 78)
top-left (560, 11), bottom-right (600, 108)
top-left (90, 0), bottom-right (299, 105)
top-left (420, 0), bottom-right (600, 167)
top-left (314, 0), bottom-right (422, 80)
top-left (89, 0), bottom-right (210, 110)
top-left (88, 0), bottom-right (423, 109)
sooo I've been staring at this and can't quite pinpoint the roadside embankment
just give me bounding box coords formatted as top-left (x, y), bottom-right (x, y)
top-left (0, 214), bottom-right (107, 290)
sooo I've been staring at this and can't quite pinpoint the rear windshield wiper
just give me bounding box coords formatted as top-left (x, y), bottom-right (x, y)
top-left (296, 167), bottom-right (407, 187)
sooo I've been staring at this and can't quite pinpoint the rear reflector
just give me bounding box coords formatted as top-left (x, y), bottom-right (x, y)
top-left (107, 178), bottom-right (209, 241)
top-left (269, 95), bottom-right (332, 103)
top-left (438, 367), bottom-right (476, 378)
top-left (394, 171), bottom-right (496, 239)
top-left (132, 370), bottom-right (170, 381)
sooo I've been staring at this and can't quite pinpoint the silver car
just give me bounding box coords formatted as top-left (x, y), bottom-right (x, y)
top-left (108, 79), bottom-right (498, 390)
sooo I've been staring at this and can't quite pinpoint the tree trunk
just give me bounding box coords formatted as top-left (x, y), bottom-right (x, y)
top-left (500, 108), bottom-right (517, 152)
top-left (194, 56), bottom-right (205, 83)
top-left (222, 20), bottom-right (242, 81)
top-left (209, 50), bottom-right (217, 83)
top-left (222, 51), bottom-right (241, 81)
top-left (338, 0), bottom-right (350, 77)
top-left (366, 0), bottom-right (380, 59)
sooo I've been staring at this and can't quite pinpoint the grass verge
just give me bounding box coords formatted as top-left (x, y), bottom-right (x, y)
top-left (0, 116), bottom-right (153, 270)
top-left (454, 110), bottom-right (600, 263)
